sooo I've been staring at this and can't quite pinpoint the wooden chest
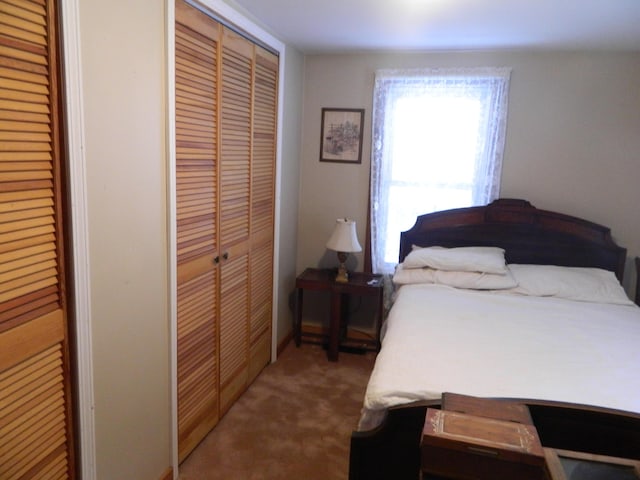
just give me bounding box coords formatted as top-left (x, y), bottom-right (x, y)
top-left (442, 392), bottom-right (534, 425)
top-left (421, 408), bottom-right (547, 480)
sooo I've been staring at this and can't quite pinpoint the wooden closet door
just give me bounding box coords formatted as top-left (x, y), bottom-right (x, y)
top-left (175, 0), bottom-right (220, 462)
top-left (0, 0), bottom-right (74, 478)
top-left (218, 27), bottom-right (252, 414)
top-left (174, 1), bottom-right (278, 461)
top-left (248, 46), bottom-right (277, 382)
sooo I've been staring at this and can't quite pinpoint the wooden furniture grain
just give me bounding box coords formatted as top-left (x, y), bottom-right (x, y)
top-left (294, 268), bottom-right (383, 361)
top-left (0, 1), bottom-right (77, 477)
top-left (398, 199), bottom-right (626, 281)
top-left (175, 0), bottom-right (278, 461)
top-left (442, 392), bottom-right (533, 425)
top-left (421, 408), bottom-right (546, 480)
top-left (349, 199), bottom-right (635, 480)
top-left (421, 395), bottom-right (640, 480)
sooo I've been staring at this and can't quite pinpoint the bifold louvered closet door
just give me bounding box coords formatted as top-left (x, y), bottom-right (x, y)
top-left (175, 0), bottom-right (278, 462)
top-left (0, 0), bottom-right (74, 478)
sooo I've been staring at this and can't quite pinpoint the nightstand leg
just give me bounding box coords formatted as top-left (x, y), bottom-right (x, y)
top-left (294, 287), bottom-right (303, 347)
top-left (328, 291), bottom-right (341, 361)
top-left (340, 293), bottom-right (349, 340)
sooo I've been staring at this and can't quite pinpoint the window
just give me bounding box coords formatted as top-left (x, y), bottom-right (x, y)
top-left (370, 67), bottom-right (511, 274)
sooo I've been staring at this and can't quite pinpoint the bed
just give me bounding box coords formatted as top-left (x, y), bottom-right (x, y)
top-left (349, 199), bottom-right (640, 480)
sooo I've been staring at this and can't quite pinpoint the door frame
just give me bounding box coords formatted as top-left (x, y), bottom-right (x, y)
top-left (60, 0), bottom-right (97, 478)
top-left (167, 0), bottom-right (286, 475)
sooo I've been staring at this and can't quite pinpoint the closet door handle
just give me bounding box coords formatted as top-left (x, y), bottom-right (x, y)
top-left (213, 256), bottom-right (220, 264)
top-left (222, 252), bottom-right (229, 261)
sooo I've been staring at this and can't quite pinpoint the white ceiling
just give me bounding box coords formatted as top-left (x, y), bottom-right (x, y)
top-left (228, 0), bottom-right (640, 53)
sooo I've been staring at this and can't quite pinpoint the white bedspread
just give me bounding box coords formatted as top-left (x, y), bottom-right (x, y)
top-left (358, 284), bottom-right (640, 431)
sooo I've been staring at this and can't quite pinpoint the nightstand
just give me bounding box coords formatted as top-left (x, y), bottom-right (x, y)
top-left (294, 268), bottom-right (384, 361)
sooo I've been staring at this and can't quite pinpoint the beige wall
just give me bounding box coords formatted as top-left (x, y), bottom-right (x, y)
top-left (80, 0), bottom-right (170, 478)
top-left (298, 50), bottom-right (640, 295)
top-left (79, 0), bottom-right (303, 477)
top-left (276, 46), bottom-right (304, 346)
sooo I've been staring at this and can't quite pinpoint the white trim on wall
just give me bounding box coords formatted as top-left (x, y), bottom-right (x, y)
top-left (167, 1), bottom-right (285, 477)
top-left (272, 53), bottom-right (285, 364)
top-left (60, 0), bottom-right (97, 478)
top-left (166, 0), bottom-right (179, 474)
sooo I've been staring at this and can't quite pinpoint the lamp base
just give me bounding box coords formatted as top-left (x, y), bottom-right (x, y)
top-left (335, 251), bottom-right (349, 283)
top-left (335, 263), bottom-right (349, 283)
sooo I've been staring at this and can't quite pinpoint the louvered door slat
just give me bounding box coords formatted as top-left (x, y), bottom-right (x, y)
top-left (0, 64), bottom-right (48, 85)
top-left (250, 244), bottom-right (272, 319)
top-left (219, 21), bottom-right (267, 400)
top-left (0, 0), bottom-right (72, 476)
top-left (0, 1), bottom-right (46, 25)
top-left (175, 23), bottom-right (217, 265)
top-left (0, 289), bottom-right (57, 333)
top-left (176, 266), bottom-right (218, 461)
top-left (247, 46), bottom-right (277, 381)
top-left (0, 381), bottom-right (61, 436)
top-left (4, 418), bottom-right (65, 479)
top-left (175, 0), bottom-right (220, 462)
top-left (0, 243), bottom-right (55, 268)
top-left (0, 225), bottom-right (54, 248)
top-left (218, 245), bottom-right (248, 413)
top-left (0, 255), bottom-right (56, 284)
top-left (0, 5), bottom-right (46, 32)
top-left (3, 0), bottom-right (46, 14)
top-left (0, 315), bottom-right (68, 480)
top-left (250, 266), bottom-right (271, 341)
top-left (0, 0), bottom-right (59, 326)
top-left (31, 450), bottom-right (67, 480)
top-left (1, 393), bottom-right (64, 463)
top-left (219, 28), bottom-right (250, 248)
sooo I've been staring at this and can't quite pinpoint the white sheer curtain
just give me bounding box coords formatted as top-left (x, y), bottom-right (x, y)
top-left (370, 67), bottom-right (511, 274)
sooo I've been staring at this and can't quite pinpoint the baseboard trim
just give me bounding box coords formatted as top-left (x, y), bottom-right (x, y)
top-left (276, 331), bottom-right (293, 357)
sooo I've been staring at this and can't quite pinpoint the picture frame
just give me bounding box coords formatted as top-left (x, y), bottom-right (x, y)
top-left (319, 108), bottom-right (364, 164)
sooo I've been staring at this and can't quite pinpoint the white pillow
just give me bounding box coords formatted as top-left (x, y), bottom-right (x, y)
top-left (393, 264), bottom-right (518, 290)
top-left (402, 246), bottom-right (508, 274)
top-left (508, 264), bottom-right (634, 305)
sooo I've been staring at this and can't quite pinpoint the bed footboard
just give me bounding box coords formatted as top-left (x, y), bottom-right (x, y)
top-left (348, 400), bottom-right (640, 480)
top-left (349, 404), bottom-right (431, 480)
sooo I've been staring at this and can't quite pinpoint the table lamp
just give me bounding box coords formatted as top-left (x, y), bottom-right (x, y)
top-left (326, 218), bottom-right (362, 283)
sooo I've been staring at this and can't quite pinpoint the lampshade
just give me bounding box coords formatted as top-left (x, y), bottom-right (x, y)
top-left (326, 218), bottom-right (362, 253)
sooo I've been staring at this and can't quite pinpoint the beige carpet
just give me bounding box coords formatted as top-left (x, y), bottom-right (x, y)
top-left (179, 343), bottom-right (376, 480)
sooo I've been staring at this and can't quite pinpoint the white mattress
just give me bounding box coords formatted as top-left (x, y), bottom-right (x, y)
top-left (358, 284), bottom-right (640, 431)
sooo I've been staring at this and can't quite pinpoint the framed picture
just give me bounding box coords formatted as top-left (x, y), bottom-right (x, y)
top-left (319, 108), bottom-right (364, 164)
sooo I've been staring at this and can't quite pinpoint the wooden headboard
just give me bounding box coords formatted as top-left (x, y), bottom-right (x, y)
top-left (399, 199), bottom-right (626, 281)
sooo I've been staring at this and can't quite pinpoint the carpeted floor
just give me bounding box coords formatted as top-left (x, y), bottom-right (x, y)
top-left (179, 343), bottom-right (377, 479)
